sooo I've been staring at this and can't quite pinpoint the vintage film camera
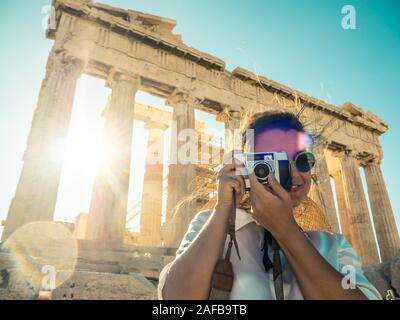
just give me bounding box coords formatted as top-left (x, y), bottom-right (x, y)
top-left (234, 151), bottom-right (292, 192)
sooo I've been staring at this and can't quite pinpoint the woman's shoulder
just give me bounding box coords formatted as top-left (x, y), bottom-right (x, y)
top-left (194, 209), bottom-right (214, 222)
top-left (183, 209), bottom-right (214, 235)
top-left (304, 230), bottom-right (352, 253)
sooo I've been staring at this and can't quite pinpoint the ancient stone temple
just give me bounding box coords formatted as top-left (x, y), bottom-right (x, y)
top-left (0, 0), bottom-right (399, 299)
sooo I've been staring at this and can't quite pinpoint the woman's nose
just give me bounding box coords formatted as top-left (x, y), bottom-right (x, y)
top-left (290, 162), bottom-right (300, 177)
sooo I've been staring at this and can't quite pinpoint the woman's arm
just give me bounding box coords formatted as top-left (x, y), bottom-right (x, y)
top-left (162, 159), bottom-right (246, 300)
top-left (275, 225), bottom-right (367, 300)
top-left (162, 204), bottom-right (231, 300)
top-left (249, 173), bottom-right (368, 300)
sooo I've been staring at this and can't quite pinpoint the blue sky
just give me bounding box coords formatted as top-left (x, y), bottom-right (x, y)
top-left (0, 0), bottom-right (399, 238)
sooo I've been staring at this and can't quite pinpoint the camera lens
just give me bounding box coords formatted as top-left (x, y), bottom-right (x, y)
top-left (253, 162), bottom-right (271, 181)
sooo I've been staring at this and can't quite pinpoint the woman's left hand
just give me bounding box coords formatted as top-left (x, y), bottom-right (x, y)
top-left (248, 173), bottom-right (298, 239)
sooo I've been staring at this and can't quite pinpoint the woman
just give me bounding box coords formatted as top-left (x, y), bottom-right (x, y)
top-left (158, 111), bottom-right (381, 300)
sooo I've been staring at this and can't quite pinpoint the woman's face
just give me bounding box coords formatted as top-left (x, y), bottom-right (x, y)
top-left (254, 128), bottom-right (312, 208)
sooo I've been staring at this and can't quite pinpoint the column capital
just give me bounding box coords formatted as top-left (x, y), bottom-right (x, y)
top-left (216, 106), bottom-right (241, 123)
top-left (106, 69), bottom-right (140, 91)
top-left (165, 88), bottom-right (200, 107)
top-left (329, 145), bottom-right (354, 159)
top-left (356, 152), bottom-right (381, 167)
top-left (312, 138), bottom-right (329, 151)
top-left (47, 50), bottom-right (84, 78)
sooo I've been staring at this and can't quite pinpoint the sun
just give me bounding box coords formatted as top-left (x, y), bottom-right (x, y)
top-left (64, 123), bottom-right (106, 170)
top-left (49, 117), bottom-right (107, 177)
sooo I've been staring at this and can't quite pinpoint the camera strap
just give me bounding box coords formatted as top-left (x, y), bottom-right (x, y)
top-left (262, 229), bottom-right (284, 300)
top-left (271, 235), bottom-right (284, 300)
top-left (208, 151), bottom-right (283, 300)
top-left (208, 192), bottom-right (284, 300)
top-left (208, 188), bottom-right (241, 300)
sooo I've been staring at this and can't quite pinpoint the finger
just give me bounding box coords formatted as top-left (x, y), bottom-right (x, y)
top-left (218, 163), bottom-right (235, 177)
top-left (248, 174), bottom-right (265, 202)
top-left (227, 177), bottom-right (241, 195)
top-left (262, 181), bottom-right (276, 195)
top-left (238, 174), bottom-right (245, 195)
top-left (267, 175), bottom-right (289, 201)
top-left (249, 187), bottom-right (258, 207)
top-left (224, 159), bottom-right (246, 194)
top-left (234, 184), bottom-right (245, 206)
top-left (227, 172), bottom-right (245, 195)
top-left (240, 175), bottom-right (246, 195)
top-left (249, 173), bottom-right (277, 205)
top-left (248, 171), bottom-right (262, 191)
top-left (249, 187), bottom-right (263, 217)
top-left (225, 169), bottom-right (245, 183)
top-left (248, 172), bottom-right (271, 196)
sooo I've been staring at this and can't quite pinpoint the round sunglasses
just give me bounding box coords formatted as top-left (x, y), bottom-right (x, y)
top-left (290, 151), bottom-right (317, 173)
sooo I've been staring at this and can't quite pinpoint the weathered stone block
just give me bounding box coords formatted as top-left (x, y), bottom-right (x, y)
top-left (376, 260), bottom-right (392, 279)
top-left (75, 261), bottom-right (123, 274)
top-left (52, 271), bottom-right (157, 300)
top-left (390, 251), bottom-right (400, 295)
top-left (0, 252), bottom-right (16, 269)
top-left (364, 269), bottom-right (390, 298)
top-left (120, 256), bottom-right (163, 279)
top-left (0, 268), bottom-right (41, 300)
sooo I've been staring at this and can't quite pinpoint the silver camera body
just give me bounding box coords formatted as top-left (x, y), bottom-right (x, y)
top-left (234, 151), bottom-right (291, 191)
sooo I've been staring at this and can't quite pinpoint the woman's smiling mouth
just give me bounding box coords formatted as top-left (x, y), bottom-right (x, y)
top-left (290, 183), bottom-right (303, 192)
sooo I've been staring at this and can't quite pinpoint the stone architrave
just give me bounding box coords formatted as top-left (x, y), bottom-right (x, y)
top-left (362, 158), bottom-right (400, 261)
top-left (216, 109), bottom-right (242, 153)
top-left (86, 71), bottom-right (139, 243)
top-left (1, 50), bottom-right (83, 242)
top-left (139, 121), bottom-right (168, 246)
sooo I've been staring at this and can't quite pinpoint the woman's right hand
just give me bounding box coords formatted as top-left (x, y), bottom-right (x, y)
top-left (216, 156), bottom-right (246, 209)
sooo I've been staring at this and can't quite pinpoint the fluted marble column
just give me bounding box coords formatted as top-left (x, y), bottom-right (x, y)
top-left (308, 144), bottom-right (340, 233)
top-left (363, 158), bottom-right (400, 261)
top-left (332, 170), bottom-right (352, 243)
top-left (2, 50), bottom-right (83, 242)
top-left (164, 91), bottom-right (197, 248)
top-left (337, 151), bottom-right (379, 266)
top-left (86, 71), bottom-right (139, 243)
top-left (216, 109), bottom-right (242, 153)
top-left (139, 121), bottom-right (168, 246)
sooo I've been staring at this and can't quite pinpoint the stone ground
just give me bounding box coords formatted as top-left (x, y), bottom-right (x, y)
top-left (0, 240), bottom-right (176, 300)
top-left (363, 250), bottom-right (400, 299)
top-left (1, 241), bottom-right (399, 300)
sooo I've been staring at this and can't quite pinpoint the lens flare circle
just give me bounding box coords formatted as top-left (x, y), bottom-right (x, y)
top-left (3, 221), bottom-right (78, 290)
